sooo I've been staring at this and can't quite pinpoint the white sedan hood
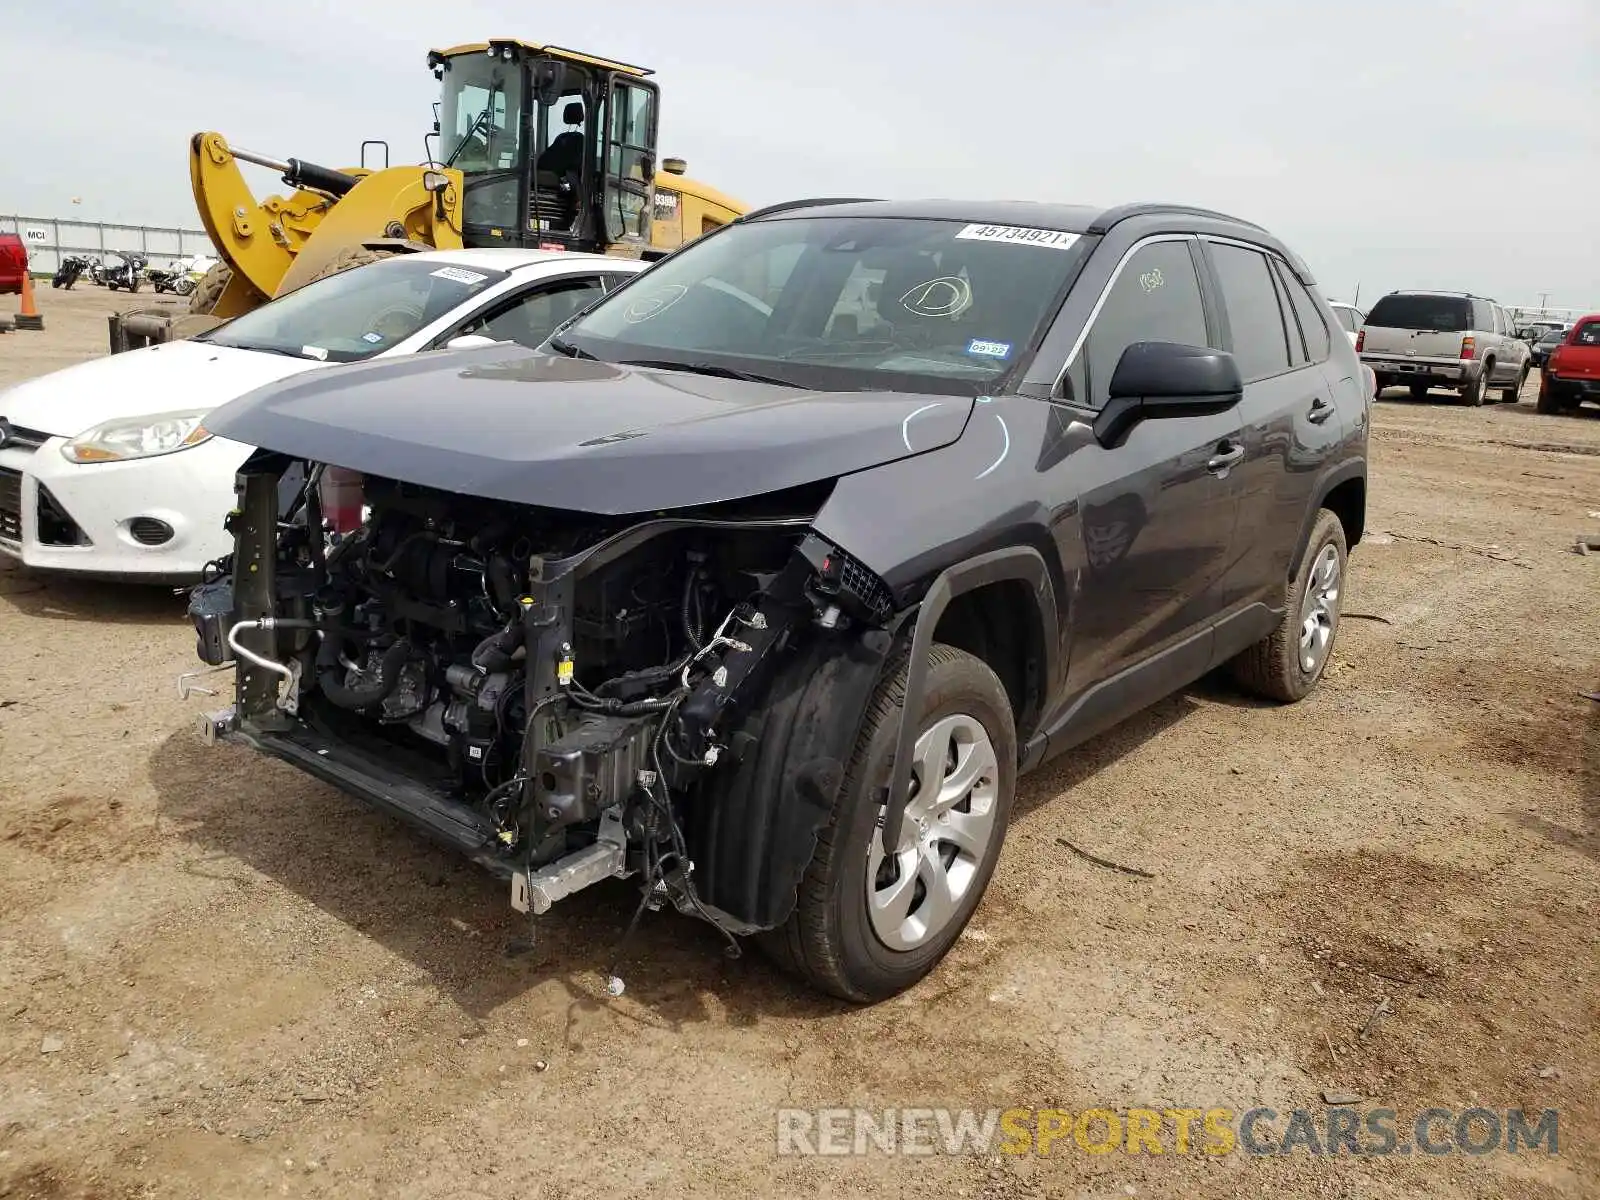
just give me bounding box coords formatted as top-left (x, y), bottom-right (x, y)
top-left (0, 338), bottom-right (324, 439)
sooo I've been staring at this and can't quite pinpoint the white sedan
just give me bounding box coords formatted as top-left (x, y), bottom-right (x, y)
top-left (1326, 300), bottom-right (1366, 347)
top-left (0, 248), bottom-right (646, 580)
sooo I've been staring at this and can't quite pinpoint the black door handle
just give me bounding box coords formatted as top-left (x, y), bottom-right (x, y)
top-left (1308, 397), bottom-right (1333, 425)
top-left (1207, 442), bottom-right (1244, 473)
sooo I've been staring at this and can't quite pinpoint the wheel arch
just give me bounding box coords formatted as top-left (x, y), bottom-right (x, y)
top-left (686, 546), bottom-right (1058, 933)
top-left (880, 546), bottom-right (1058, 856)
top-left (1289, 462), bottom-right (1366, 580)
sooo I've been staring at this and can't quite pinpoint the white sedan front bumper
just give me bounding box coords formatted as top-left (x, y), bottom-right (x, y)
top-left (0, 433), bottom-right (250, 580)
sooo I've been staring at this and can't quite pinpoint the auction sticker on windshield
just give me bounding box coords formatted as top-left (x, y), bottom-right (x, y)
top-left (955, 224), bottom-right (1080, 251)
top-left (966, 338), bottom-right (1012, 359)
top-left (431, 267), bottom-right (488, 285)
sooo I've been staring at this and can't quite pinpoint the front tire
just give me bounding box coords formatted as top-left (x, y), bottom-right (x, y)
top-left (1501, 364), bottom-right (1529, 403)
top-left (188, 263), bottom-right (232, 314)
top-left (305, 246), bottom-right (401, 286)
top-left (764, 643), bottom-right (1017, 1002)
top-left (1230, 509), bottom-right (1348, 703)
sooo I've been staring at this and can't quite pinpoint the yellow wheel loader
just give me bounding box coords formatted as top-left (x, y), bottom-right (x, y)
top-left (109, 40), bottom-right (745, 352)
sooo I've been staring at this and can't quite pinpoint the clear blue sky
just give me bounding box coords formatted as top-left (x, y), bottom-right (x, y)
top-left (5, 0), bottom-right (1596, 309)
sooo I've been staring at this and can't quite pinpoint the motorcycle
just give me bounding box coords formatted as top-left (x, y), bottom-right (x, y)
top-left (101, 251), bottom-right (147, 293)
top-left (52, 255), bottom-right (91, 289)
top-left (147, 264), bottom-right (196, 296)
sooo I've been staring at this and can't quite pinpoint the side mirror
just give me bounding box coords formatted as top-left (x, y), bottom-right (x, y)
top-left (444, 333), bottom-right (501, 351)
top-left (533, 61), bottom-right (566, 108)
top-left (1091, 341), bottom-right (1243, 449)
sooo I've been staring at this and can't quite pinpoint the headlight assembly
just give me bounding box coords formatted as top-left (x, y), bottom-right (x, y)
top-left (61, 410), bottom-right (213, 464)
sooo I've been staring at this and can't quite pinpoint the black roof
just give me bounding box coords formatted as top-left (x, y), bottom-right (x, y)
top-left (742, 197), bottom-right (1105, 231)
top-left (739, 197), bottom-right (1314, 284)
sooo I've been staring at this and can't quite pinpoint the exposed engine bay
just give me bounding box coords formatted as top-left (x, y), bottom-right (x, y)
top-left (185, 454), bottom-right (898, 950)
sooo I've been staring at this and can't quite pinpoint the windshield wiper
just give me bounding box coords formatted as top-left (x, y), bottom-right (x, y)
top-left (548, 334), bottom-right (595, 359)
top-left (619, 359), bottom-right (797, 388)
top-left (212, 341), bottom-right (316, 360)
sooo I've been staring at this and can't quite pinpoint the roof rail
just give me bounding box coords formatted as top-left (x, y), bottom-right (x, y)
top-left (737, 196), bottom-right (883, 222)
top-left (1088, 202), bottom-right (1268, 235)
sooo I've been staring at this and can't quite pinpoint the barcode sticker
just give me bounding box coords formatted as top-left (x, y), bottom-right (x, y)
top-left (954, 224), bottom-right (1079, 251)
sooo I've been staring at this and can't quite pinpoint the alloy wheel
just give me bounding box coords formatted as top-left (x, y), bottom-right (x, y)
top-left (867, 713), bottom-right (1000, 951)
top-left (1298, 543), bottom-right (1342, 674)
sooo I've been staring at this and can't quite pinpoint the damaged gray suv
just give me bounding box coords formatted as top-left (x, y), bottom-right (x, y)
top-left (186, 199), bottom-right (1368, 1001)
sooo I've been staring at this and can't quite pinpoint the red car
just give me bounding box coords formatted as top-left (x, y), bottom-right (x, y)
top-left (1538, 313), bottom-right (1600, 415)
top-left (0, 233), bottom-right (28, 295)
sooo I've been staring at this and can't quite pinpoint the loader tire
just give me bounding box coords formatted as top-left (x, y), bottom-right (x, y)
top-left (306, 246), bottom-right (400, 285)
top-left (188, 263), bottom-right (232, 314)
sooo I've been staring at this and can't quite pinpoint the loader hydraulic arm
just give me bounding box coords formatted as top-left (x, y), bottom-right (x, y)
top-left (188, 132), bottom-right (464, 318)
top-left (224, 146), bottom-right (362, 200)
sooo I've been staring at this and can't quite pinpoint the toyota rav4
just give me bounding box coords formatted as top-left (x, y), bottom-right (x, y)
top-left (184, 199), bottom-right (1369, 1001)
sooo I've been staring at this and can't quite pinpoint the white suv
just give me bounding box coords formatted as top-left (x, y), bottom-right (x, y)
top-left (1359, 291), bottom-right (1531, 405)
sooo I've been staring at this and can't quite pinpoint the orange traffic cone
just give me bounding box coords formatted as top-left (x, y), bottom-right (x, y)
top-left (15, 271), bottom-right (43, 331)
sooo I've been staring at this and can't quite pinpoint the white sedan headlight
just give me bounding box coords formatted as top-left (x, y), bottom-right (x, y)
top-left (61, 410), bottom-right (213, 464)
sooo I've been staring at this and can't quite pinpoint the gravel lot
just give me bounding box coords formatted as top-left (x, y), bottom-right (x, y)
top-left (1, 285), bottom-right (1596, 1199)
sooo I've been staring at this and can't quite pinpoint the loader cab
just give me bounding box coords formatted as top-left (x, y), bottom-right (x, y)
top-left (430, 41), bottom-right (659, 256)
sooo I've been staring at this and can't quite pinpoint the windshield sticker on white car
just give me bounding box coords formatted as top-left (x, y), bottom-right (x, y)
top-left (966, 338), bottom-right (1012, 359)
top-left (954, 224), bottom-right (1079, 251)
top-left (431, 267), bottom-right (488, 285)
top-left (362, 331), bottom-right (384, 344)
top-left (302, 345), bottom-right (329, 361)
top-left (623, 283), bottom-right (688, 324)
top-left (900, 276), bottom-right (972, 317)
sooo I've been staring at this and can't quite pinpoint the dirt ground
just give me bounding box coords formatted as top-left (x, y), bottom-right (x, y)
top-left (1, 285), bottom-right (1596, 1199)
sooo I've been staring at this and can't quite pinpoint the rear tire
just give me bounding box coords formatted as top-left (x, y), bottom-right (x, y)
top-left (1459, 369), bottom-right (1487, 406)
top-left (762, 643), bottom-right (1017, 1002)
top-left (1536, 381), bottom-right (1567, 415)
top-left (188, 263), bottom-right (232, 314)
top-left (1230, 509), bottom-right (1348, 703)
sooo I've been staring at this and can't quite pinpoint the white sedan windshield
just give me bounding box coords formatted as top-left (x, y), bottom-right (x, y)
top-left (203, 258), bottom-right (508, 362)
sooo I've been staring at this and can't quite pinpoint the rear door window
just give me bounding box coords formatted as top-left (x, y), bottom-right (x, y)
top-left (1275, 264), bottom-right (1333, 363)
top-left (1207, 242), bottom-right (1291, 382)
top-left (1269, 265), bottom-right (1308, 368)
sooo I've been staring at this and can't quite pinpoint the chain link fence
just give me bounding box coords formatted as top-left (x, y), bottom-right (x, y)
top-left (0, 214), bottom-right (210, 275)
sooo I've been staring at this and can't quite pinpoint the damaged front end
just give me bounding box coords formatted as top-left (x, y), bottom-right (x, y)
top-left (182, 451), bottom-right (899, 944)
